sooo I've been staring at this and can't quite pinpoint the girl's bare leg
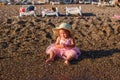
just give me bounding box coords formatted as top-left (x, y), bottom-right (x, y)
top-left (64, 55), bottom-right (74, 65)
top-left (46, 51), bottom-right (55, 63)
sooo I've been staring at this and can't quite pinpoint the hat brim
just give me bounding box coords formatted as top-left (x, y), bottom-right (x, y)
top-left (52, 27), bottom-right (72, 36)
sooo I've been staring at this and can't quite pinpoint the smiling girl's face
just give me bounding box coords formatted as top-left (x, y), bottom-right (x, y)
top-left (59, 29), bottom-right (70, 39)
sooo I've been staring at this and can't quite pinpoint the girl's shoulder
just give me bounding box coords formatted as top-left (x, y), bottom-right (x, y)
top-left (56, 37), bottom-right (61, 41)
top-left (57, 37), bottom-right (60, 39)
top-left (68, 37), bottom-right (74, 40)
top-left (68, 37), bottom-right (75, 43)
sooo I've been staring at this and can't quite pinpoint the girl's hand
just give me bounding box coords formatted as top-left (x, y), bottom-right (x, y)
top-left (61, 44), bottom-right (65, 48)
top-left (57, 44), bottom-right (65, 48)
top-left (55, 44), bottom-right (64, 48)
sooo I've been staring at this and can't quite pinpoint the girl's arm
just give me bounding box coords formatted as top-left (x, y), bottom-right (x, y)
top-left (55, 37), bottom-right (64, 48)
top-left (66, 38), bottom-right (75, 48)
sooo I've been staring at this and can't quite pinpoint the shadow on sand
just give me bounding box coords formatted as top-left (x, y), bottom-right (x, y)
top-left (71, 48), bottom-right (120, 64)
top-left (82, 13), bottom-right (96, 16)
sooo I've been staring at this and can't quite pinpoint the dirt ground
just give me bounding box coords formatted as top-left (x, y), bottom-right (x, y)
top-left (0, 4), bottom-right (120, 80)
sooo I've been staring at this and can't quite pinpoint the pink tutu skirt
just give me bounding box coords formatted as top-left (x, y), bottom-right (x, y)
top-left (46, 44), bottom-right (81, 59)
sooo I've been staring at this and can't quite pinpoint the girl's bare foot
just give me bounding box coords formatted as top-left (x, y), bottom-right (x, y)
top-left (64, 60), bottom-right (70, 65)
top-left (46, 58), bottom-right (54, 63)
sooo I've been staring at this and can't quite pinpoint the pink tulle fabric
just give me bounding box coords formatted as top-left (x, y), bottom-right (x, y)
top-left (46, 39), bottom-right (81, 59)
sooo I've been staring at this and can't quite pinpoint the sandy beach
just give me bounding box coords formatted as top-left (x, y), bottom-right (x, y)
top-left (0, 4), bottom-right (120, 80)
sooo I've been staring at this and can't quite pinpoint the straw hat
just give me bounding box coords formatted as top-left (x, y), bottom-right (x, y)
top-left (52, 23), bottom-right (72, 36)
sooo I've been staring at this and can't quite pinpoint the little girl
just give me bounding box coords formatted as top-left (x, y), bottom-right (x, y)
top-left (46, 23), bottom-right (81, 65)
